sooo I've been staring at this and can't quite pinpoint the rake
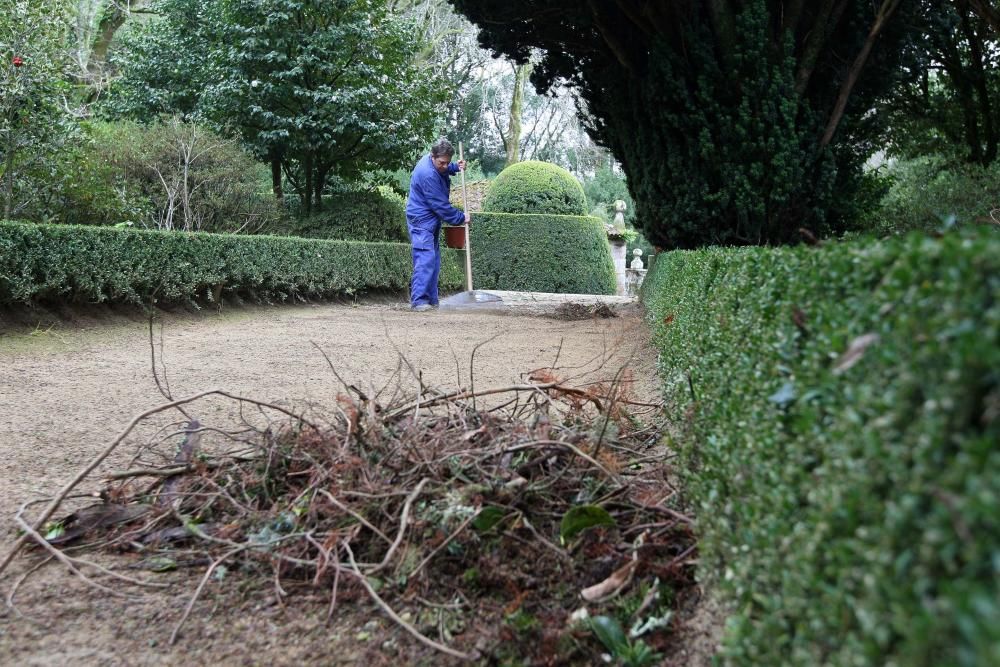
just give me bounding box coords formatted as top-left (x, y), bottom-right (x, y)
top-left (439, 142), bottom-right (504, 310)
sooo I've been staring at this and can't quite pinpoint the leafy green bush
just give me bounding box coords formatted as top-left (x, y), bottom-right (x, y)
top-left (48, 119), bottom-right (283, 233)
top-left (482, 161), bottom-right (588, 216)
top-left (274, 186), bottom-right (408, 242)
top-left (642, 230), bottom-right (1000, 666)
top-left (469, 213), bottom-right (615, 294)
top-left (876, 157), bottom-right (1000, 235)
top-left (44, 125), bottom-right (154, 227)
top-left (0, 1), bottom-right (74, 222)
top-left (0, 220), bottom-right (462, 306)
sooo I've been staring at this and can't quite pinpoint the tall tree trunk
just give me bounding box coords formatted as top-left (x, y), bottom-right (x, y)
top-left (313, 164), bottom-right (328, 212)
top-left (962, 6), bottom-right (998, 163)
top-left (88, 2), bottom-right (128, 70)
top-left (794, 0), bottom-right (846, 96)
top-left (939, 31), bottom-right (983, 163)
top-left (820, 0), bottom-right (902, 148)
top-left (271, 154), bottom-right (283, 200)
top-left (302, 153), bottom-right (313, 215)
top-left (967, 0), bottom-right (1000, 36)
top-left (3, 145), bottom-right (13, 220)
top-left (83, 0), bottom-right (153, 99)
top-left (504, 62), bottom-right (531, 167)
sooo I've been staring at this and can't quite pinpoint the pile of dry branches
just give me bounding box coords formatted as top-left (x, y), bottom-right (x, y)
top-left (2, 354), bottom-right (696, 663)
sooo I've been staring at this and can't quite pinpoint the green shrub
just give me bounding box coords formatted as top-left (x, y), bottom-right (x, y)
top-left (642, 230), bottom-right (1000, 666)
top-left (482, 161), bottom-right (588, 216)
top-left (0, 220), bottom-right (462, 306)
top-left (44, 126), bottom-right (155, 227)
top-left (51, 119), bottom-right (283, 234)
top-left (469, 213), bottom-right (615, 294)
top-left (876, 157), bottom-right (1000, 235)
top-left (274, 186), bottom-right (408, 242)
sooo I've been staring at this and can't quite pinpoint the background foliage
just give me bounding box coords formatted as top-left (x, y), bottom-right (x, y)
top-left (271, 186), bottom-right (408, 243)
top-left (876, 156), bottom-right (1000, 235)
top-left (51, 119), bottom-right (282, 232)
top-left (880, 0), bottom-right (1000, 166)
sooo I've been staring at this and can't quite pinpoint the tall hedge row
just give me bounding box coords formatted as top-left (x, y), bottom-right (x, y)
top-left (642, 231), bottom-right (999, 665)
top-left (468, 212), bottom-right (616, 295)
top-left (0, 221), bottom-right (463, 306)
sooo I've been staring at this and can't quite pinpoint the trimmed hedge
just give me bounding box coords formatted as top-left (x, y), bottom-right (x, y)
top-left (482, 161), bottom-right (588, 216)
top-left (0, 220), bottom-right (463, 306)
top-left (642, 231), bottom-right (999, 665)
top-left (469, 212), bottom-right (616, 295)
top-left (272, 187), bottom-right (409, 242)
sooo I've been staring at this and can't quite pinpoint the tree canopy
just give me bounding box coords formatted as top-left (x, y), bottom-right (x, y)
top-left (450, 0), bottom-right (921, 248)
top-left (105, 0), bottom-right (445, 211)
top-left (881, 0), bottom-right (1000, 165)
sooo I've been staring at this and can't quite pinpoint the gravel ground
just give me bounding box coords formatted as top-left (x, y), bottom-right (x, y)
top-left (0, 296), bottom-right (675, 666)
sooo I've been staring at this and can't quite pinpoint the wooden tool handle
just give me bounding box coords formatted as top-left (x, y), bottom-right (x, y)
top-left (459, 142), bottom-right (472, 292)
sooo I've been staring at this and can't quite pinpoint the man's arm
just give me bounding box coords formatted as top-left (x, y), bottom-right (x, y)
top-left (416, 171), bottom-right (465, 225)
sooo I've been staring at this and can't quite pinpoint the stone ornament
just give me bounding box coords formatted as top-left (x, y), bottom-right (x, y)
top-left (630, 247), bottom-right (644, 270)
top-left (613, 199), bottom-right (626, 232)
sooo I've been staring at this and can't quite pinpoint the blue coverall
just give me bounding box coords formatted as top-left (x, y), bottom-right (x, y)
top-left (405, 154), bottom-right (465, 307)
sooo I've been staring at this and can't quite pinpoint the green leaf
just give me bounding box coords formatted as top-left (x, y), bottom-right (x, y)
top-left (589, 615), bottom-right (630, 654)
top-left (143, 556), bottom-right (178, 572)
top-left (560, 504), bottom-right (616, 543)
top-left (43, 521), bottom-right (64, 541)
top-left (472, 505), bottom-right (506, 532)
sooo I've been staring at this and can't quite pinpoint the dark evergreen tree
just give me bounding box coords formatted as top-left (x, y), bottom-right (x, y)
top-left (449, 0), bottom-right (921, 248)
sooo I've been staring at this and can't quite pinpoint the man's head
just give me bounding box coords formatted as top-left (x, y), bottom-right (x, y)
top-left (430, 138), bottom-right (454, 174)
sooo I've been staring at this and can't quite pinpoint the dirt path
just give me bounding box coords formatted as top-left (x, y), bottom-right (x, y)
top-left (0, 299), bottom-right (666, 665)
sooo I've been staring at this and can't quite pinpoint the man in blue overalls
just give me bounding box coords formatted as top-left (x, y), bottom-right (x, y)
top-left (405, 138), bottom-right (469, 311)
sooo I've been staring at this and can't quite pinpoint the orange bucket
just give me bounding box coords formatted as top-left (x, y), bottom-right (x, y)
top-left (444, 224), bottom-right (466, 249)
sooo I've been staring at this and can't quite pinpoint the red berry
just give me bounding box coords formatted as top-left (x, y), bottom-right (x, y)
top-left (12, 56), bottom-right (23, 67)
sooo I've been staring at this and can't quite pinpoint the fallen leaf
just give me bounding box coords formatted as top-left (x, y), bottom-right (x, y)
top-left (581, 559), bottom-right (638, 602)
top-left (833, 333), bottom-right (881, 375)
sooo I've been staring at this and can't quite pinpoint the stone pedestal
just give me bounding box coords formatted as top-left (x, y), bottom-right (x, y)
top-left (610, 239), bottom-right (627, 296)
top-left (625, 268), bottom-right (647, 296)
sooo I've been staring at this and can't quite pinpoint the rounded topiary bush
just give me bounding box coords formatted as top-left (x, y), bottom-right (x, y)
top-left (482, 161), bottom-right (588, 216)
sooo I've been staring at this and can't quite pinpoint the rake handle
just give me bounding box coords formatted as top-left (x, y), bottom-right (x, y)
top-left (459, 142), bottom-right (472, 292)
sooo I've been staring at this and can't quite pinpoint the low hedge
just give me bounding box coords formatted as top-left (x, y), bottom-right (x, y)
top-left (468, 212), bottom-right (616, 295)
top-left (0, 220), bottom-right (463, 306)
top-left (642, 230), bottom-right (999, 666)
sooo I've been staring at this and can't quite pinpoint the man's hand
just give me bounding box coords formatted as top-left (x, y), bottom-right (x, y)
top-left (464, 212), bottom-right (471, 224)
top-left (457, 159), bottom-right (466, 171)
